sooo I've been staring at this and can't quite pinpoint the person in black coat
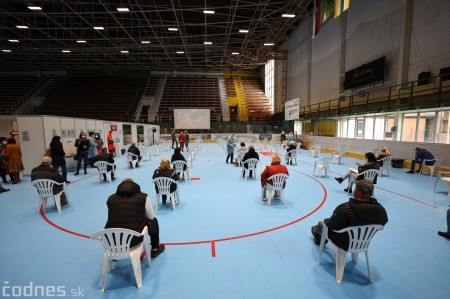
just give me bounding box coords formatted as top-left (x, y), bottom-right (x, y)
top-left (311, 180), bottom-right (388, 249)
top-left (242, 145), bottom-right (259, 178)
top-left (93, 147), bottom-right (116, 181)
top-left (74, 132), bottom-right (90, 175)
top-left (406, 147), bottom-right (435, 174)
top-left (152, 159), bottom-right (179, 204)
top-left (127, 143), bottom-right (142, 167)
top-left (50, 135), bottom-right (69, 183)
top-left (171, 147), bottom-right (187, 171)
top-left (285, 141), bottom-right (297, 165)
top-left (31, 156), bottom-right (68, 205)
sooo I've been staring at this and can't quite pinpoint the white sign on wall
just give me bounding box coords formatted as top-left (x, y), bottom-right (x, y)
top-left (285, 98), bottom-right (300, 120)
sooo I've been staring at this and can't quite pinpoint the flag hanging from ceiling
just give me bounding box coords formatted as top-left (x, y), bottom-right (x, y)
top-left (335, 0), bottom-right (350, 18)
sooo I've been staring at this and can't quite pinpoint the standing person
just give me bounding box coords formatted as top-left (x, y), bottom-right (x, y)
top-left (88, 132), bottom-right (98, 167)
top-left (335, 152), bottom-right (380, 193)
top-left (3, 138), bottom-right (24, 184)
top-left (406, 147), bottom-right (435, 174)
top-left (31, 156), bottom-right (68, 205)
top-left (93, 147), bottom-right (116, 181)
top-left (171, 130), bottom-right (178, 149)
top-left (49, 135), bottom-right (69, 183)
top-left (94, 132), bottom-right (104, 154)
top-left (310, 180), bottom-right (388, 247)
top-left (104, 178), bottom-right (165, 258)
top-left (184, 130), bottom-right (190, 151)
top-left (225, 133), bottom-right (236, 164)
top-left (280, 131), bottom-right (286, 145)
top-left (0, 137), bottom-right (12, 184)
top-left (127, 143), bottom-right (142, 167)
top-left (287, 132), bottom-right (294, 144)
top-left (152, 159), bottom-right (179, 205)
top-left (107, 131), bottom-right (115, 155)
top-left (178, 131), bottom-right (185, 152)
top-left (260, 155), bottom-right (289, 200)
top-left (74, 132), bottom-right (90, 175)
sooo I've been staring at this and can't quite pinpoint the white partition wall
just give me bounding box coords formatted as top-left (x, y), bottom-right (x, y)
top-left (60, 117), bottom-right (76, 155)
top-left (131, 124), bottom-right (138, 144)
top-left (86, 119), bottom-right (96, 134)
top-left (95, 120), bottom-right (104, 137)
top-left (74, 119), bottom-right (87, 137)
top-left (42, 116), bottom-right (61, 149)
top-left (16, 116), bottom-right (46, 175)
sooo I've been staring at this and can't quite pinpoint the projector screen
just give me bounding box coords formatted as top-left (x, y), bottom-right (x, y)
top-left (174, 109), bottom-right (211, 129)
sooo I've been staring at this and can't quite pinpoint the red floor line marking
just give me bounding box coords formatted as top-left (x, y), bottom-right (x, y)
top-left (211, 241), bottom-right (216, 257)
top-left (40, 205), bottom-right (90, 239)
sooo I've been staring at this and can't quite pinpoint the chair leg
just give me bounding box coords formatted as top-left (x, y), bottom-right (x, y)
top-left (130, 251), bottom-right (143, 288)
top-left (267, 189), bottom-right (273, 206)
top-left (351, 252), bottom-right (358, 263)
top-left (155, 193), bottom-right (160, 211)
top-left (317, 225), bottom-right (328, 264)
top-left (170, 193), bottom-right (176, 210)
top-left (54, 194), bottom-right (62, 213)
top-left (101, 254), bottom-right (109, 292)
top-left (365, 251), bottom-right (372, 282)
top-left (335, 248), bottom-right (347, 283)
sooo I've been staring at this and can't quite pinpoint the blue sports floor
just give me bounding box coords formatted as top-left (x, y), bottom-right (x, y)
top-left (0, 142), bottom-right (449, 299)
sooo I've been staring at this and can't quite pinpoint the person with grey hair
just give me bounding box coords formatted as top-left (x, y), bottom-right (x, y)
top-left (310, 180), bottom-right (388, 249)
top-left (31, 156), bottom-right (68, 205)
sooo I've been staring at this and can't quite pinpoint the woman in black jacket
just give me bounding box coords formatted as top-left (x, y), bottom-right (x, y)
top-left (335, 152), bottom-right (380, 193)
top-left (171, 147), bottom-right (187, 171)
top-left (242, 145), bottom-right (259, 178)
top-left (50, 135), bottom-right (69, 183)
top-left (152, 159), bottom-right (179, 204)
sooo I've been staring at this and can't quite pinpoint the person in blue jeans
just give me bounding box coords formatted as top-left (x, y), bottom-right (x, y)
top-left (438, 207), bottom-right (450, 240)
top-left (406, 147), bottom-right (434, 174)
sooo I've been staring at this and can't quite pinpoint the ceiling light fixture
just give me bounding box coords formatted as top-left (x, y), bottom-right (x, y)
top-left (239, 29), bottom-right (249, 33)
top-left (204, 41), bottom-right (212, 45)
top-left (231, 52), bottom-right (239, 55)
top-left (203, 10), bottom-right (215, 14)
top-left (28, 6), bottom-right (42, 10)
top-left (16, 25), bottom-right (29, 29)
top-left (2, 50), bottom-right (12, 53)
top-left (264, 43), bottom-right (274, 46)
top-left (176, 51), bottom-right (184, 54)
top-left (141, 41), bottom-right (150, 44)
top-left (8, 40), bottom-right (19, 43)
top-left (121, 50), bottom-right (129, 53)
top-left (282, 14), bottom-right (295, 18)
top-left (76, 40), bottom-right (86, 43)
top-left (168, 28), bottom-right (178, 31)
top-left (61, 50), bottom-right (71, 53)
top-left (117, 7), bottom-right (129, 12)
top-left (93, 26), bottom-right (104, 30)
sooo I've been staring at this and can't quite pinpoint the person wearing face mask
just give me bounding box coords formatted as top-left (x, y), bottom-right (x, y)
top-left (94, 133), bottom-right (104, 154)
top-left (74, 132), bottom-right (90, 175)
top-left (50, 135), bottom-right (69, 183)
top-left (88, 132), bottom-right (98, 167)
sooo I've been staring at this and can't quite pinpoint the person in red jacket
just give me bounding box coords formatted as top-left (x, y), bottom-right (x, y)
top-left (107, 130), bottom-right (115, 155)
top-left (260, 155), bottom-right (289, 201)
top-left (178, 131), bottom-right (185, 152)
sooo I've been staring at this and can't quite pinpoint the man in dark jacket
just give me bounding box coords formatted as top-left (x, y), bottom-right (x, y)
top-left (152, 159), bottom-right (179, 204)
top-left (311, 180), bottom-right (388, 249)
top-left (50, 135), bottom-right (69, 183)
top-left (93, 147), bottom-right (116, 181)
top-left (31, 156), bottom-right (68, 205)
top-left (127, 143), bottom-right (142, 167)
top-left (406, 147), bottom-right (435, 174)
top-left (242, 145), bottom-right (259, 178)
top-left (105, 178), bottom-right (165, 258)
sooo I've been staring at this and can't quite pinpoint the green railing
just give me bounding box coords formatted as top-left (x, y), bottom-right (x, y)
top-left (299, 74), bottom-right (450, 119)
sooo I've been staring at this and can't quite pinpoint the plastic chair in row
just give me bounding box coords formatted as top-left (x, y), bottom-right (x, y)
top-left (172, 160), bottom-right (189, 181)
top-left (286, 149), bottom-right (297, 165)
top-left (419, 157), bottom-right (444, 177)
top-left (347, 169), bottom-right (380, 193)
top-left (313, 156), bottom-right (332, 178)
top-left (242, 158), bottom-right (258, 179)
top-left (94, 161), bottom-right (115, 183)
top-left (153, 177), bottom-right (180, 211)
top-left (31, 179), bottom-right (69, 213)
top-left (434, 171), bottom-right (450, 195)
top-left (266, 173), bottom-right (289, 206)
top-left (127, 152), bottom-right (139, 169)
top-left (377, 156), bottom-right (391, 177)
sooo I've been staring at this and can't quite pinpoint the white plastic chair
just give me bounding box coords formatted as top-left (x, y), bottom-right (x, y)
top-left (94, 161), bottom-right (114, 183)
top-left (153, 177), bottom-right (179, 211)
top-left (286, 149), bottom-right (297, 165)
top-left (236, 150), bottom-right (246, 166)
top-left (151, 145), bottom-right (160, 156)
top-left (265, 173), bottom-right (289, 206)
top-left (90, 226), bottom-right (151, 292)
top-left (242, 158), bottom-right (259, 179)
top-left (141, 148), bottom-right (152, 162)
top-left (172, 160), bottom-right (189, 181)
top-left (434, 171), bottom-right (450, 195)
top-left (309, 144), bottom-right (321, 157)
top-left (377, 156), bottom-right (391, 177)
top-left (317, 224), bottom-right (384, 283)
top-left (31, 179), bottom-right (69, 213)
top-left (127, 152), bottom-right (138, 169)
top-left (419, 157), bottom-right (443, 177)
top-left (334, 146), bottom-right (346, 164)
top-left (314, 156), bottom-right (332, 178)
top-left (347, 169), bottom-right (380, 193)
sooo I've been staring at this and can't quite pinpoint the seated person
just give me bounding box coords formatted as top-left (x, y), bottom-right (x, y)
top-left (311, 180), bottom-right (388, 247)
top-left (335, 152), bottom-right (380, 193)
top-left (127, 143), bottom-right (142, 167)
top-left (376, 147), bottom-right (391, 166)
top-left (406, 147), bottom-right (435, 174)
top-left (104, 178), bottom-right (165, 258)
top-left (171, 147), bottom-right (187, 171)
top-left (260, 155), bottom-right (289, 200)
top-left (235, 142), bottom-right (248, 165)
top-left (242, 145), bottom-right (259, 177)
top-left (438, 207), bottom-right (450, 240)
top-left (285, 141), bottom-right (297, 165)
top-left (31, 156), bottom-right (68, 205)
top-left (152, 159), bottom-right (179, 204)
top-left (93, 147), bottom-right (116, 181)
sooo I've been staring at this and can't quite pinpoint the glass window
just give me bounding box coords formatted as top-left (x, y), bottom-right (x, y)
top-left (374, 116), bottom-right (385, 140)
top-left (417, 112), bottom-right (436, 143)
top-left (437, 110), bottom-right (450, 144)
top-left (402, 113), bottom-right (418, 142)
top-left (365, 117), bottom-right (374, 139)
top-left (385, 114), bottom-right (395, 141)
top-left (265, 60), bottom-right (275, 107)
top-left (341, 119), bottom-right (348, 138)
top-left (348, 118), bottom-right (355, 138)
top-left (356, 118), bottom-right (364, 138)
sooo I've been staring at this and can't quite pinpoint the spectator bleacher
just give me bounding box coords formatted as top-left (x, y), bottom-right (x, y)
top-left (240, 78), bottom-right (273, 120)
top-left (40, 77), bottom-right (145, 121)
top-left (157, 77), bottom-right (222, 121)
top-left (0, 76), bottom-right (43, 115)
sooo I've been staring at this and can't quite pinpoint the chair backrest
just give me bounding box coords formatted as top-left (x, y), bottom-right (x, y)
top-left (288, 149), bottom-right (297, 158)
top-left (360, 169), bottom-right (380, 182)
top-left (172, 160), bottom-right (188, 173)
top-left (127, 152), bottom-right (137, 160)
top-left (31, 179), bottom-right (61, 198)
top-left (319, 156), bottom-right (332, 167)
top-left (153, 177), bottom-right (176, 194)
top-left (333, 225), bottom-right (384, 253)
top-left (90, 228), bottom-right (142, 260)
top-left (377, 156), bottom-right (391, 165)
top-left (94, 161), bottom-right (112, 173)
top-left (243, 158), bottom-right (258, 170)
top-left (238, 150), bottom-right (246, 160)
top-left (435, 157), bottom-right (444, 167)
top-left (267, 173), bottom-right (289, 191)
